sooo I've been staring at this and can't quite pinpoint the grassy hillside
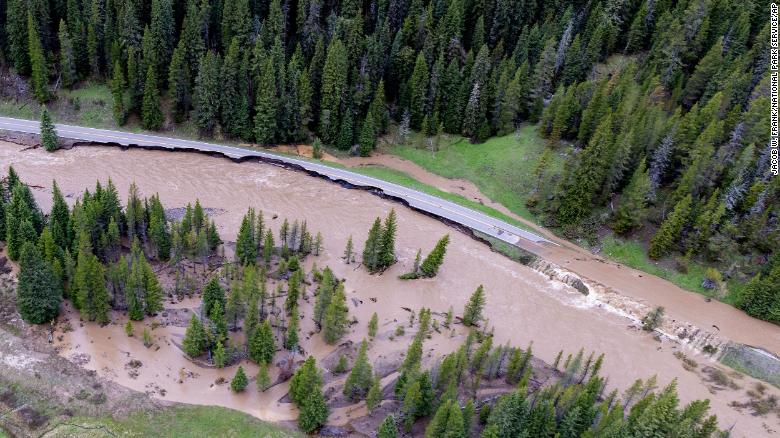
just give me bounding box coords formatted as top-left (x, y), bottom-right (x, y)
top-left (387, 126), bottom-right (563, 222)
top-left (39, 405), bottom-right (300, 437)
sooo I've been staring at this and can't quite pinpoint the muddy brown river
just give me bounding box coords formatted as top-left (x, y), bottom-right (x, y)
top-left (2, 141), bottom-right (778, 436)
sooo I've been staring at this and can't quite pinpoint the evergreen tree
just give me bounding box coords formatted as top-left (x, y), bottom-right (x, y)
top-left (141, 66), bottom-right (163, 130)
top-left (366, 375), bottom-right (383, 412)
top-left (40, 108), bottom-right (58, 152)
top-left (298, 388), bottom-right (328, 433)
top-left (359, 112), bottom-right (376, 157)
top-left (17, 242), bottom-right (61, 324)
top-left (213, 340), bottom-right (226, 367)
top-left (110, 60), bottom-right (126, 125)
top-left (378, 209), bottom-right (397, 269)
top-left (284, 304), bottom-right (300, 351)
top-left (249, 320), bottom-right (276, 364)
top-left (256, 363), bottom-right (272, 391)
top-left (319, 39), bottom-right (348, 143)
top-left (57, 19), bottom-right (76, 88)
top-left (344, 339), bottom-right (373, 400)
top-left (362, 218), bottom-right (382, 272)
top-left (235, 212), bottom-right (257, 265)
top-left (27, 13), bottom-right (50, 103)
top-left (425, 399), bottom-right (464, 438)
top-left (408, 52), bottom-right (429, 129)
top-left (254, 57), bottom-right (278, 144)
top-left (462, 285), bottom-right (486, 327)
top-left (649, 195), bottom-right (693, 259)
top-left (614, 160), bottom-right (651, 234)
top-left (182, 314), bottom-right (208, 357)
top-left (230, 365), bottom-right (249, 392)
top-left (168, 43), bottom-right (190, 123)
top-left (344, 235), bottom-right (354, 263)
top-left (419, 235), bottom-right (449, 278)
top-left (202, 277), bottom-right (225, 318)
top-left (323, 283), bottom-right (348, 344)
top-left (377, 415), bottom-right (398, 438)
top-left (194, 51), bottom-right (222, 136)
top-left (368, 312), bottom-right (378, 338)
top-left (49, 181), bottom-right (70, 249)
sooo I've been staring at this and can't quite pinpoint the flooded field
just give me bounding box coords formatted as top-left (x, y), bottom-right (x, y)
top-left (2, 141), bottom-right (779, 436)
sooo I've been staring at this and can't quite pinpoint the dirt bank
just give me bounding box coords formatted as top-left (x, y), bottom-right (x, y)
top-left (1, 141), bottom-right (779, 436)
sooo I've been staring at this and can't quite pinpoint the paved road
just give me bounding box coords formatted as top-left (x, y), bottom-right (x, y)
top-left (0, 116), bottom-right (551, 248)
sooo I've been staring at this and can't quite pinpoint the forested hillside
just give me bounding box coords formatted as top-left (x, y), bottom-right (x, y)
top-left (0, 0), bottom-right (777, 322)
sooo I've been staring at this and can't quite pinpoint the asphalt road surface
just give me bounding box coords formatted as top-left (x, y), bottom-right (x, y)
top-left (0, 116), bottom-right (551, 248)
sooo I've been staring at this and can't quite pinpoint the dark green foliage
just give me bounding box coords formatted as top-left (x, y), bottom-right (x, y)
top-left (377, 415), bottom-right (398, 438)
top-left (249, 320), bottom-right (276, 364)
top-left (419, 235), bottom-right (450, 278)
top-left (649, 195), bottom-right (693, 260)
top-left (202, 277), bottom-right (225, 319)
top-left (27, 13), bottom-right (50, 103)
top-left (343, 340), bottom-right (373, 400)
top-left (17, 242), bottom-right (61, 324)
top-left (141, 66), bottom-right (162, 130)
top-left (322, 282), bottom-right (348, 344)
top-left (230, 365), bottom-right (248, 392)
top-left (194, 51), bottom-right (221, 136)
top-left (40, 108), bottom-right (58, 152)
top-left (462, 285), bottom-right (486, 327)
top-left (290, 356), bottom-right (328, 432)
top-left (182, 314), bottom-right (207, 357)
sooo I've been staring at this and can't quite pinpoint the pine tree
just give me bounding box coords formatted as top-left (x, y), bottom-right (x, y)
top-left (368, 312), bottom-right (378, 338)
top-left (7, 0), bottom-right (31, 75)
top-left (74, 242), bottom-right (110, 324)
top-left (49, 181), bottom-right (69, 249)
top-left (209, 301), bottom-right (228, 344)
top-left (182, 314), bottom-right (207, 357)
top-left (256, 363), bottom-right (272, 391)
top-left (319, 39), bottom-right (348, 143)
top-left (425, 399), bottom-right (464, 438)
top-left (362, 218), bottom-right (382, 272)
top-left (194, 51), bottom-right (221, 136)
top-left (254, 57), bottom-right (278, 144)
top-left (366, 375), bottom-right (383, 412)
top-left (285, 304), bottom-right (300, 351)
top-left (58, 19), bottom-right (77, 88)
top-left (344, 340), bottom-right (373, 400)
top-left (202, 277), bottom-right (225, 319)
top-left (141, 66), bottom-right (163, 130)
top-left (377, 415), bottom-right (398, 438)
top-left (220, 38), bottom-right (250, 139)
top-left (419, 235), bottom-right (450, 277)
top-left (649, 195), bottom-right (693, 259)
top-left (40, 108), bottom-right (58, 152)
top-left (409, 52), bottom-right (429, 129)
top-left (213, 340), bottom-right (226, 367)
top-left (298, 389), bottom-right (328, 433)
top-left (323, 283), bottom-right (348, 344)
top-left (289, 356), bottom-right (323, 405)
top-left (344, 235), bottom-right (354, 263)
top-left (614, 160), bottom-right (651, 234)
top-left (378, 210), bottom-right (397, 268)
top-left (249, 320), bottom-right (276, 364)
top-left (235, 212), bottom-right (257, 265)
top-left (359, 112), bottom-right (376, 157)
top-left (231, 365), bottom-right (249, 392)
top-left (17, 242), bottom-right (61, 324)
top-left (168, 43), bottom-right (190, 123)
top-left (110, 61), bottom-right (126, 125)
top-left (27, 13), bottom-right (50, 103)
top-left (462, 285), bottom-right (486, 327)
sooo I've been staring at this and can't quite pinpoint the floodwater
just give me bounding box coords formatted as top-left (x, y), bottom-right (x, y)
top-left (1, 141), bottom-right (779, 436)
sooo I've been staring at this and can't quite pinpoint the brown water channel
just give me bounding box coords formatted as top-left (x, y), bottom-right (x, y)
top-left (1, 142), bottom-right (778, 436)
